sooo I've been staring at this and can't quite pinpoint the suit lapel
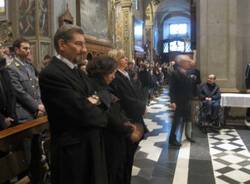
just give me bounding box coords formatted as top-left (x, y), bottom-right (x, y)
top-left (117, 71), bottom-right (137, 95)
top-left (52, 57), bottom-right (91, 95)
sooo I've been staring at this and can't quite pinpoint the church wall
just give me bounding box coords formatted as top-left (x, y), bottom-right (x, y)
top-left (236, 0), bottom-right (248, 91)
top-left (197, 0), bottom-right (239, 91)
top-left (240, 0), bottom-right (250, 90)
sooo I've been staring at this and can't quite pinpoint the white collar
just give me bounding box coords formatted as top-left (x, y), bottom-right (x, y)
top-left (56, 55), bottom-right (77, 70)
top-left (118, 69), bottom-right (128, 76)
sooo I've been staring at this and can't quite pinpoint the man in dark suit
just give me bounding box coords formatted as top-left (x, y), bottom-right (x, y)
top-left (39, 24), bottom-right (108, 184)
top-left (245, 64), bottom-right (250, 125)
top-left (200, 74), bottom-right (221, 120)
top-left (0, 57), bottom-right (16, 130)
top-left (7, 38), bottom-right (45, 122)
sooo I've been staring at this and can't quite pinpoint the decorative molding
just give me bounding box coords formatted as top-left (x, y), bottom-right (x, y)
top-left (221, 88), bottom-right (240, 93)
top-left (84, 34), bottom-right (112, 54)
top-left (152, 0), bottom-right (160, 5)
top-left (0, 20), bottom-right (13, 45)
top-left (84, 34), bottom-right (112, 47)
top-left (121, 0), bottom-right (132, 8)
top-left (58, 3), bottom-right (73, 27)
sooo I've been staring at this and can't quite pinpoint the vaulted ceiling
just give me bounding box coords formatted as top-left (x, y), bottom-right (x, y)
top-left (155, 0), bottom-right (190, 25)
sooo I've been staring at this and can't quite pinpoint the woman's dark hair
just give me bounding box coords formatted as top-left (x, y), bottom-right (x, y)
top-left (86, 56), bottom-right (117, 77)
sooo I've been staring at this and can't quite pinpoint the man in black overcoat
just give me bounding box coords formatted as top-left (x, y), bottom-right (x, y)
top-left (245, 64), bottom-right (250, 125)
top-left (169, 55), bottom-right (195, 147)
top-left (39, 25), bottom-right (108, 184)
top-left (0, 57), bottom-right (16, 130)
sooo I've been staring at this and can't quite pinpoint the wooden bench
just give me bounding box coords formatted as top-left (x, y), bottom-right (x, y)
top-left (0, 116), bottom-right (49, 183)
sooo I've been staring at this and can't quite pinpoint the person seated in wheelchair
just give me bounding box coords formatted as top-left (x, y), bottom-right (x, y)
top-left (200, 74), bottom-right (221, 121)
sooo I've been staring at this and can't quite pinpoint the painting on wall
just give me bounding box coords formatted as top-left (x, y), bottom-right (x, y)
top-left (0, 0), bottom-right (7, 20)
top-left (19, 0), bottom-right (36, 36)
top-left (39, 0), bottom-right (49, 36)
top-left (80, 0), bottom-right (108, 40)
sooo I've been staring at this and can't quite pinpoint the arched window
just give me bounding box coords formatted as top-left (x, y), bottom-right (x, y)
top-left (163, 16), bottom-right (191, 53)
top-left (169, 23), bottom-right (187, 35)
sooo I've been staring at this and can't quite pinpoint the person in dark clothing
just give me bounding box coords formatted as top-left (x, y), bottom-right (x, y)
top-left (39, 25), bottom-right (109, 184)
top-left (187, 67), bottom-right (201, 97)
top-left (169, 55), bottom-right (195, 147)
top-left (7, 38), bottom-right (45, 122)
top-left (87, 56), bottom-right (142, 184)
top-left (138, 63), bottom-right (153, 104)
top-left (200, 74), bottom-right (221, 120)
top-left (109, 49), bottom-right (147, 184)
top-left (0, 57), bottom-right (16, 130)
top-left (245, 64), bottom-right (250, 124)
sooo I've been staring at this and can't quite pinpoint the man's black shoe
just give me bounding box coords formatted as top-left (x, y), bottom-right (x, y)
top-left (186, 137), bottom-right (195, 143)
top-left (169, 140), bottom-right (182, 147)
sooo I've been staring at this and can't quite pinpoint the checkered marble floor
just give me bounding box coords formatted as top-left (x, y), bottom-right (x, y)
top-left (131, 87), bottom-right (250, 184)
top-left (208, 129), bottom-right (250, 183)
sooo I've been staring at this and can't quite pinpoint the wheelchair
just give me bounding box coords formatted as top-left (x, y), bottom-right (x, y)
top-left (195, 100), bottom-right (224, 133)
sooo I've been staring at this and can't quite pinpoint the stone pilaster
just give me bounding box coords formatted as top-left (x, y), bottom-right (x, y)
top-left (197, 0), bottom-right (238, 92)
top-left (121, 0), bottom-right (133, 60)
top-left (145, 24), bottom-right (154, 62)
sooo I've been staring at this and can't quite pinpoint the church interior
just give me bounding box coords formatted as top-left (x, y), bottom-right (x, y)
top-left (0, 0), bottom-right (250, 183)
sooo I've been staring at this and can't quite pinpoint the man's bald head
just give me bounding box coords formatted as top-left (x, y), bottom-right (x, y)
top-left (175, 55), bottom-right (194, 70)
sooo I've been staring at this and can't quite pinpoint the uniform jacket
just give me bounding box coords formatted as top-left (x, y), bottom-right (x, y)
top-left (7, 57), bottom-right (41, 122)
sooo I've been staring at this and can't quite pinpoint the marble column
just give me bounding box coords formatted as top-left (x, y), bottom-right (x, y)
top-left (145, 25), bottom-right (154, 62)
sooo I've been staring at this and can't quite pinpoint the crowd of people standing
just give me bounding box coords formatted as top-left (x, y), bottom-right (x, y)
top-left (0, 24), bottom-right (222, 184)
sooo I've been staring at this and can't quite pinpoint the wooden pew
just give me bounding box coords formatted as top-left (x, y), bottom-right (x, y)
top-left (0, 116), bottom-right (49, 183)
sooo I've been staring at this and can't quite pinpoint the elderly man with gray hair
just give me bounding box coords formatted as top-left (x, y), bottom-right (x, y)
top-left (168, 54), bottom-right (195, 147)
top-left (39, 24), bottom-right (109, 184)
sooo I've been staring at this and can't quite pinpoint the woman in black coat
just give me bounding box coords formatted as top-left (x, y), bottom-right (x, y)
top-left (86, 56), bottom-right (141, 184)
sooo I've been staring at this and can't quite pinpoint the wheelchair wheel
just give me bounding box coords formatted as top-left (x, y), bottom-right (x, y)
top-left (196, 108), bottom-right (209, 133)
top-left (210, 107), bottom-right (224, 129)
top-left (218, 107), bottom-right (224, 127)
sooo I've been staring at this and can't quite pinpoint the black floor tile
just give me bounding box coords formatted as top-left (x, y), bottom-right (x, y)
top-left (188, 173), bottom-right (216, 184)
top-left (131, 176), bottom-right (150, 184)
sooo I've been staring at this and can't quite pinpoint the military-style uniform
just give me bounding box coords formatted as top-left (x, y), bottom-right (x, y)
top-left (7, 57), bottom-right (41, 122)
